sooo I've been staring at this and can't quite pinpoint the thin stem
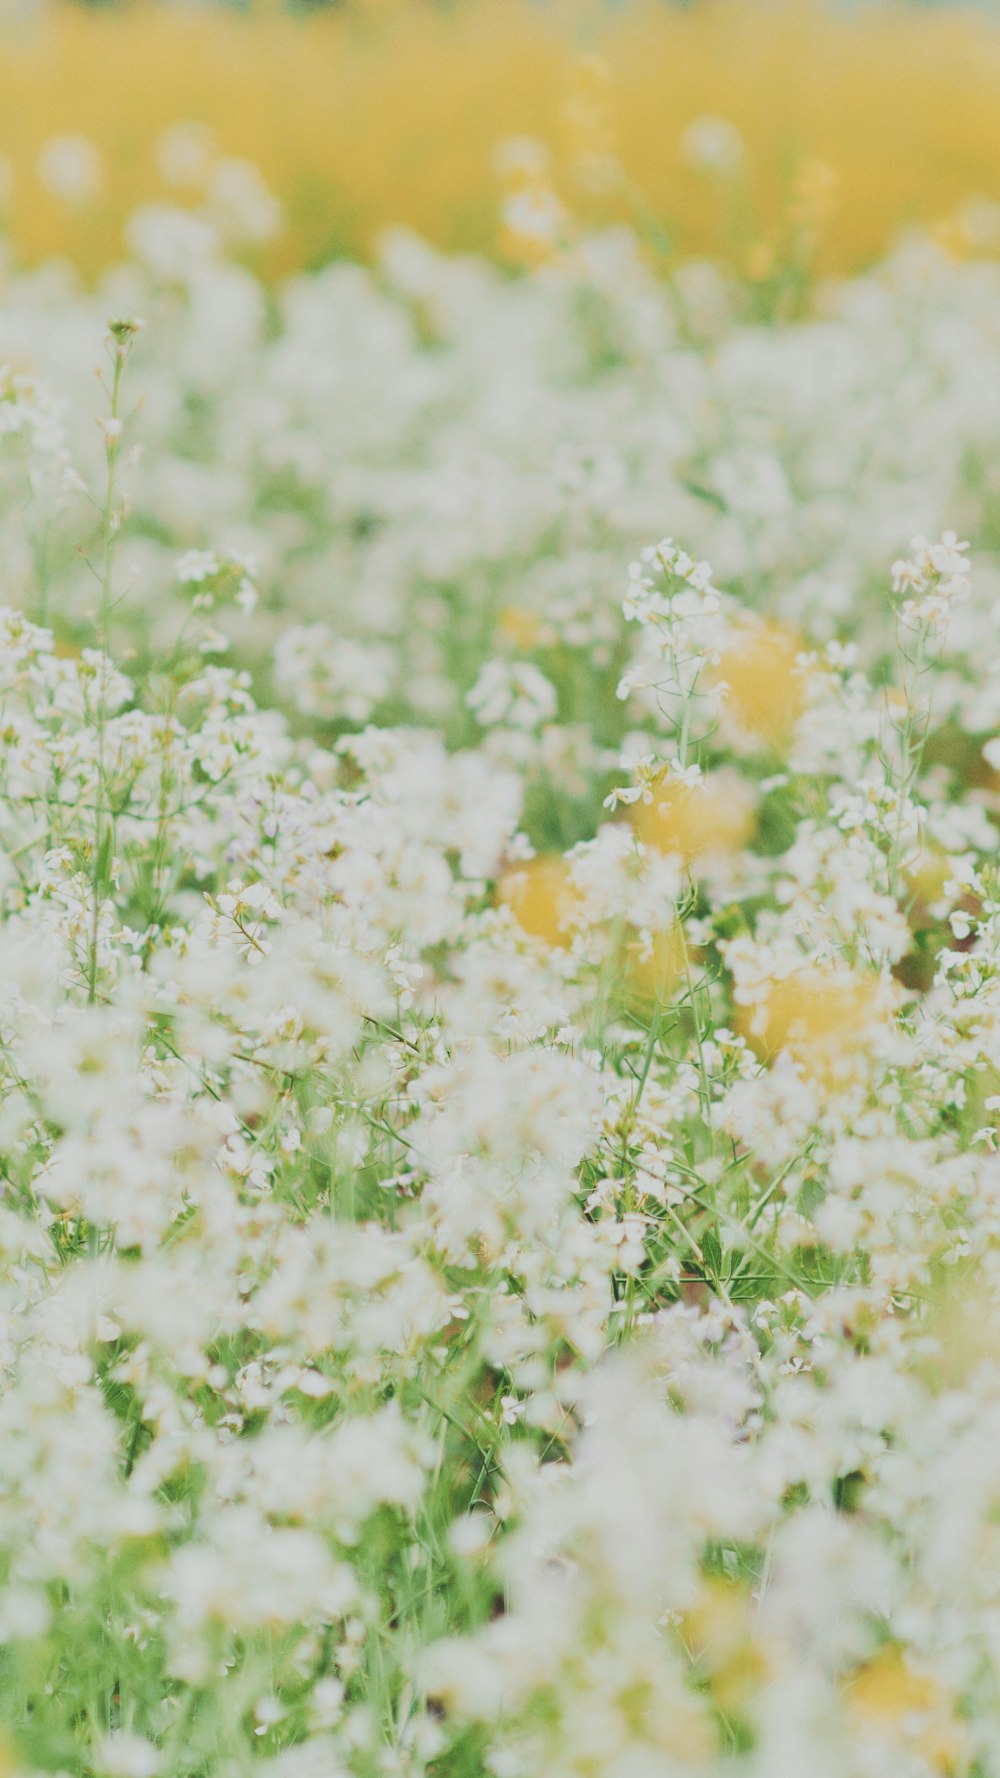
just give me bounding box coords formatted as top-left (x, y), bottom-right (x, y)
top-left (87, 320), bottom-right (139, 1003)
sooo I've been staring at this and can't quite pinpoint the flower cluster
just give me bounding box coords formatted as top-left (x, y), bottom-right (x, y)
top-left (5, 148), bottom-right (1000, 1778)
top-left (6, 1), bottom-right (1000, 284)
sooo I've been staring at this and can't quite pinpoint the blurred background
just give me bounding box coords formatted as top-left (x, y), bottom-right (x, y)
top-left (0, 0), bottom-right (999, 287)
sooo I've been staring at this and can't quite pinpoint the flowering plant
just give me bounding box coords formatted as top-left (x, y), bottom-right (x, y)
top-left (3, 131), bottom-right (1000, 1778)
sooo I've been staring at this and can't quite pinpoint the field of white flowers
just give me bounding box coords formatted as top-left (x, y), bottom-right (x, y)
top-left (6, 141), bottom-right (1000, 1778)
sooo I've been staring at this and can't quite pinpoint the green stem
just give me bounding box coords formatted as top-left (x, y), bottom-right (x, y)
top-left (87, 323), bottom-right (136, 1003)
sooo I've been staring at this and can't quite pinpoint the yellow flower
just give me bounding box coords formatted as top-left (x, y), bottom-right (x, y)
top-left (622, 923), bottom-right (687, 1010)
top-left (905, 846), bottom-right (954, 917)
top-left (712, 621), bottom-right (808, 755)
top-left (746, 240), bottom-right (776, 282)
top-left (789, 156), bottom-right (838, 230)
top-left (681, 1579), bottom-right (771, 1722)
top-left (498, 855), bottom-right (687, 1008)
top-left (497, 605), bottom-right (544, 651)
top-left (3, 2), bottom-right (1000, 283)
top-left (497, 855), bottom-right (580, 948)
top-left (632, 769), bottom-right (756, 866)
top-left (735, 966), bottom-right (884, 1082)
top-left (848, 1647), bottom-right (967, 1774)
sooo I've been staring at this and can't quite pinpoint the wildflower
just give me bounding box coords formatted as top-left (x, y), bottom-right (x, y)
top-left (37, 134), bottom-right (101, 204)
top-left (497, 855), bottom-right (581, 948)
top-left (681, 115), bottom-right (745, 176)
top-left (711, 621), bottom-right (809, 754)
top-left (4, 87), bottom-right (1000, 1778)
top-left (156, 120), bottom-right (216, 190)
top-left (466, 660), bottom-right (558, 731)
top-left (632, 765), bottom-right (756, 865)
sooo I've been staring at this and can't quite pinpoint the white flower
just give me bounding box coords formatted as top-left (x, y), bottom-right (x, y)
top-left (467, 660), bottom-right (558, 731)
top-left (681, 115), bottom-right (745, 175)
top-left (38, 134), bottom-right (101, 203)
top-left (156, 120), bottom-right (216, 190)
top-left (92, 1735), bottom-right (160, 1778)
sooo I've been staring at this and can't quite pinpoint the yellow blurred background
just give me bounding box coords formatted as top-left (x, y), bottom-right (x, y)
top-left (2, 0), bottom-right (1000, 281)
